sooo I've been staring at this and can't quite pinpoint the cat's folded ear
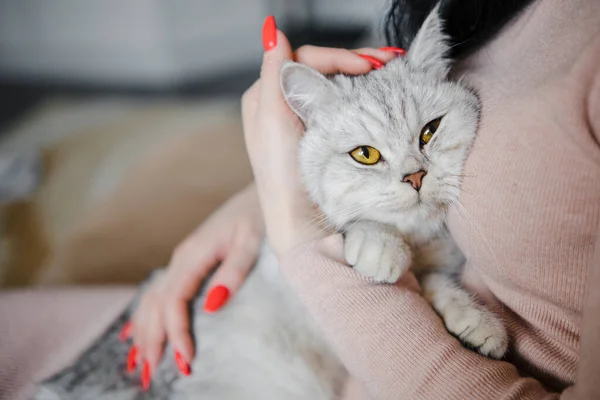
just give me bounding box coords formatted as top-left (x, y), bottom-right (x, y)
top-left (280, 61), bottom-right (336, 124)
top-left (406, 3), bottom-right (450, 78)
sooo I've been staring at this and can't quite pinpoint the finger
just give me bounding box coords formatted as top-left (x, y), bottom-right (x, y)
top-left (130, 306), bottom-right (148, 372)
top-left (141, 361), bottom-right (151, 391)
top-left (293, 46), bottom-right (374, 75)
top-left (259, 18), bottom-right (293, 107)
top-left (131, 296), bottom-right (149, 350)
top-left (160, 248), bottom-right (218, 364)
top-left (204, 227), bottom-right (262, 305)
top-left (293, 46), bottom-right (399, 75)
top-left (132, 292), bottom-right (165, 371)
top-left (170, 234), bottom-right (261, 365)
top-left (141, 306), bottom-right (166, 371)
top-left (164, 297), bottom-right (195, 368)
top-left (158, 236), bottom-right (225, 365)
top-left (351, 47), bottom-right (400, 63)
top-left (377, 46), bottom-right (407, 56)
top-left (126, 344), bottom-right (138, 374)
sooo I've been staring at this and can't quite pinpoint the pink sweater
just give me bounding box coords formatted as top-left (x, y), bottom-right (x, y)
top-left (280, 0), bottom-right (600, 398)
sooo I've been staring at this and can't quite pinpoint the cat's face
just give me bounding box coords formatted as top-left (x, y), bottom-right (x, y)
top-left (281, 5), bottom-right (480, 229)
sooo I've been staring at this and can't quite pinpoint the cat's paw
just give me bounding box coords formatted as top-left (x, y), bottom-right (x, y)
top-left (344, 222), bottom-right (411, 283)
top-left (443, 303), bottom-right (508, 359)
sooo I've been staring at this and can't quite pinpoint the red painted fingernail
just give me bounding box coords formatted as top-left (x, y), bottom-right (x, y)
top-left (175, 351), bottom-right (191, 376)
top-left (262, 16), bottom-right (277, 51)
top-left (119, 321), bottom-right (132, 342)
top-left (358, 54), bottom-right (385, 69)
top-left (141, 362), bottom-right (151, 391)
top-left (126, 346), bottom-right (137, 373)
top-left (379, 46), bottom-right (406, 56)
top-left (204, 285), bottom-right (230, 313)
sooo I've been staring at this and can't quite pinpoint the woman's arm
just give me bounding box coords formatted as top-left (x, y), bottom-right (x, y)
top-left (280, 236), bottom-right (559, 399)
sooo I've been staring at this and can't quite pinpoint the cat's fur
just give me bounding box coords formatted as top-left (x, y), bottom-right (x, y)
top-left (280, 3), bottom-right (507, 359)
top-left (35, 6), bottom-right (507, 400)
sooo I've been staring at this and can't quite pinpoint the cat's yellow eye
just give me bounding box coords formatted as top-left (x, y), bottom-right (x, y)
top-left (419, 117), bottom-right (442, 147)
top-left (349, 146), bottom-right (381, 165)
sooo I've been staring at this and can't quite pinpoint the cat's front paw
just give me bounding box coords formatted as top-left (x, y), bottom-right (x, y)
top-left (344, 222), bottom-right (411, 283)
top-left (444, 304), bottom-right (508, 359)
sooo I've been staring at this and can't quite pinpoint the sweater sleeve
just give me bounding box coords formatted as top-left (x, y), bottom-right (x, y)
top-left (280, 235), bottom-right (562, 400)
top-left (564, 41), bottom-right (600, 400)
top-left (560, 226), bottom-right (600, 399)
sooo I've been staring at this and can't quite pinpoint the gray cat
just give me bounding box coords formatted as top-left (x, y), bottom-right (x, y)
top-left (35, 6), bottom-right (507, 400)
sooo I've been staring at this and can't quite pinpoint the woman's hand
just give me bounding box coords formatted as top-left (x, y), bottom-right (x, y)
top-left (243, 16), bottom-right (400, 256)
top-left (123, 183), bottom-right (263, 388)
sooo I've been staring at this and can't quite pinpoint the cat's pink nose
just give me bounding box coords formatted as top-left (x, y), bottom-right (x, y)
top-left (402, 170), bottom-right (427, 191)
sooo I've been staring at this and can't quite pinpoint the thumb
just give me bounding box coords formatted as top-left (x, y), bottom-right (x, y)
top-left (259, 16), bottom-right (293, 105)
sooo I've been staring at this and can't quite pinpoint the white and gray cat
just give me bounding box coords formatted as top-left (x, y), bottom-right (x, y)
top-left (35, 6), bottom-right (507, 400)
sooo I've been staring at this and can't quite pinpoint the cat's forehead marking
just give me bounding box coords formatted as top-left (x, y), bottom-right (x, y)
top-left (347, 79), bottom-right (420, 143)
top-left (327, 59), bottom-right (455, 155)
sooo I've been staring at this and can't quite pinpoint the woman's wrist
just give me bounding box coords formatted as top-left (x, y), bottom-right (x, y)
top-left (258, 190), bottom-right (329, 257)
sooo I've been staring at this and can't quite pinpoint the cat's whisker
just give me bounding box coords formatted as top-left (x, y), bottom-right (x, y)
top-left (445, 173), bottom-right (477, 179)
top-left (452, 199), bottom-right (503, 284)
top-left (302, 212), bottom-right (330, 228)
top-left (443, 182), bottom-right (482, 201)
top-left (445, 184), bottom-right (513, 225)
top-left (301, 200), bottom-right (380, 232)
top-left (452, 200), bottom-right (509, 324)
top-left (340, 218), bottom-right (364, 236)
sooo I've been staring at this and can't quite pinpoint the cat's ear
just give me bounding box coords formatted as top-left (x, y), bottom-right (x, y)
top-left (406, 3), bottom-right (450, 78)
top-left (280, 61), bottom-right (336, 124)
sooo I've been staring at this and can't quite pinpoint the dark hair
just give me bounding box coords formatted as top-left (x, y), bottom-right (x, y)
top-left (384, 0), bottom-right (535, 59)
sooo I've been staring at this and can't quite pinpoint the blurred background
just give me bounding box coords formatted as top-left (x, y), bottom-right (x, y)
top-left (0, 0), bottom-right (390, 288)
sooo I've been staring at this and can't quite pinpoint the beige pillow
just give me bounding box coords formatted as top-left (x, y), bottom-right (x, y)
top-left (1, 99), bottom-right (252, 286)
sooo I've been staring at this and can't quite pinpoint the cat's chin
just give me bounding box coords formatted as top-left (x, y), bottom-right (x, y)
top-left (389, 198), bottom-right (448, 223)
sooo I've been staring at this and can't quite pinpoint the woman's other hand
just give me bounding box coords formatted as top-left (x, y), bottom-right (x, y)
top-left (124, 183), bottom-right (263, 388)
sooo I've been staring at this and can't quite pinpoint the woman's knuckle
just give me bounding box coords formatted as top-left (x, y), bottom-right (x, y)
top-left (224, 266), bottom-right (245, 283)
top-left (296, 44), bottom-right (316, 56)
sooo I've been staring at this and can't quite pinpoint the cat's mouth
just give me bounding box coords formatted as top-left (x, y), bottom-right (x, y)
top-left (389, 193), bottom-right (423, 213)
top-left (407, 190), bottom-right (438, 212)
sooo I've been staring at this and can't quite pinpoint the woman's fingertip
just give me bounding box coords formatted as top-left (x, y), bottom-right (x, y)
top-left (175, 350), bottom-right (191, 376)
top-left (141, 362), bottom-right (151, 391)
top-left (203, 285), bottom-right (230, 313)
top-left (262, 16), bottom-right (277, 51)
top-left (126, 346), bottom-right (138, 373)
top-left (119, 321), bottom-right (132, 342)
top-left (379, 46), bottom-right (406, 56)
top-left (358, 54), bottom-right (385, 69)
